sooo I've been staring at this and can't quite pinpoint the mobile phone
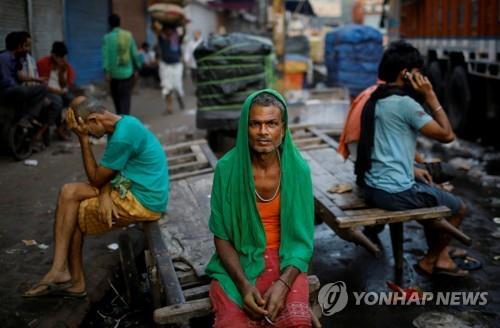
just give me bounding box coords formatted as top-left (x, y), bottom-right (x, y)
top-left (403, 71), bottom-right (412, 82)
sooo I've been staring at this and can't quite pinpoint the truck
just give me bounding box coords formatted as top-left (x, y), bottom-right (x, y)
top-left (383, 0), bottom-right (500, 146)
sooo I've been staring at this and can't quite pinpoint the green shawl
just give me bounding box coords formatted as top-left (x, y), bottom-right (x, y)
top-left (205, 88), bottom-right (315, 307)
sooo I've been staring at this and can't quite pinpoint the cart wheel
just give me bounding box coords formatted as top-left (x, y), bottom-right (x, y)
top-left (118, 233), bottom-right (141, 306)
top-left (8, 122), bottom-right (33, 161)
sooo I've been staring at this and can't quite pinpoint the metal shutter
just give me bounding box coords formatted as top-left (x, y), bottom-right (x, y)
top-left (65, 0), bottom-right (109, 85)
top-left (31, 0), bottom-right (64, 58)
top-left (0, 0), bottom-right (28, 48)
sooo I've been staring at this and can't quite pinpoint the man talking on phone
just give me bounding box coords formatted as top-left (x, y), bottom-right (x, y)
top-left (355, 41), bottom-right (470, 277)
top-left (24, 96), bottom-right (168, 298)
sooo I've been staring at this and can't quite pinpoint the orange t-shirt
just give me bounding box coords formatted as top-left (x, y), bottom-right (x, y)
top-left (256, 193), bottom-right (281, 249)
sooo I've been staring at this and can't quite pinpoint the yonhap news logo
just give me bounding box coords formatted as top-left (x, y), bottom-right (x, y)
top-left (317, 281), bottom-right (349, 316)
top-left (318, 281), bottom-right (488, 316)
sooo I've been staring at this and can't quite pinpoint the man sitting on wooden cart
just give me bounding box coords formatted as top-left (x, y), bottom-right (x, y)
top-left (355, 41), bottom-right (469, 277)
top-left (206, 90), bottom-right (315, 327)
top-left (24, 96), bottom-right (168, 297)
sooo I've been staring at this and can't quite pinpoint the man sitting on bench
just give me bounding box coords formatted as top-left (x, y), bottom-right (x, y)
top-left (24, 96), bottom-right (168, 297)
top-left (355, 41), bottom-right (468, 277)
top-left (206, 90), bottom-right (314, 327)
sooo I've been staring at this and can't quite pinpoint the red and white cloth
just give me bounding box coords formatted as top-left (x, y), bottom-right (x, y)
top-left (209, 248), bottom-right (311, 328)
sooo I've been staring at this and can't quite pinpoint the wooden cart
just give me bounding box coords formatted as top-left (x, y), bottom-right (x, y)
top-left (289, 124), bottom-right (472, 272)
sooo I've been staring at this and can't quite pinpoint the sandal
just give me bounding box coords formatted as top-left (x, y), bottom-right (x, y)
top-left (23, 281), bottom-right (73, 298)
top-left (52, 289), bottom-right (88, 299)
top-left (455, 256), bottom-right (482, 271)
top-left (448, 247), bottom-right (468, 259)
top-left (433, 266), bottom-right (469, 277)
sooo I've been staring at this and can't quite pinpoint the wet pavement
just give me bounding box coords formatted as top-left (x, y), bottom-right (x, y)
top-left (1, 82), bottom-right (499, 327)
top-left (313, 178), bottom-right (500, 327)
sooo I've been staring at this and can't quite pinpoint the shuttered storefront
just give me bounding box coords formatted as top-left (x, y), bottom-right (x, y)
top-left (31, 0), bottom-right (64, 58)
top-left (0, 0), bottom-right (28, 49)
top-left (65, 0), bottom-right (109, 85)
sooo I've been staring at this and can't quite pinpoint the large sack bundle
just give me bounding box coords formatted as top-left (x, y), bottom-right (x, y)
top-left (148, 3), bottom-right (185, 25)
top-left (194, 33), bottom-right (273, 60)
top-left (325, 24), bottom-right (383, 97)
top-left (194, 33), bottom-right (275, 128)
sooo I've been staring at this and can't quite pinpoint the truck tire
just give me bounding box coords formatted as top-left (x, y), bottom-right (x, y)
top-left (445, 66), bottom-right (470, 132)
top-left (426, 61), bottom-right (443, 102)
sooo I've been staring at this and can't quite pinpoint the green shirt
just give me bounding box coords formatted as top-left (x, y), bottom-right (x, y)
top-left (102, 27), bottom-right (141, 79)
top-left (100, 116), bottom-right (169, 212)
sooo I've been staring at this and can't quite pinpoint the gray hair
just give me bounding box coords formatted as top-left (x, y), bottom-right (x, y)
top-left (250, 93), bottom-right (285, 121)
top-left (72, 98), bottom-right (105, 120)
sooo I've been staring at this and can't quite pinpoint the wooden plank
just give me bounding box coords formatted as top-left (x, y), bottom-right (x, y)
top-left (186, 173), bottom-right (214, 218)
top-left (169, 159), bottom-right (210, 172)
top-left (309, 127), bottom-right (340, 150)
top-left (336, 206), bottom-right (451, 228)
top-left (302, 152), bottom-right (366, 210)
top-left (170, 167), bottom-right (213, 181)
top-left (154, 298), bottom-right (212, 324)
top-left (168, 153), bottom-right (197, 166)
top-left (160, 176), bottom-right (215, 277)
top-left (183, 284), bottom-right (210, 301)
top-left (143, 221), bottom-right (186, 305)
top-left (200, 142), bottom-right (218, 169)
top-left (165, 139), bottom-right (208, 153)
top-left (298, 144), bottom-right (329, 151)
top-left (294, 137), bottom-right (324, 146)
top-left (191, 144), bottom-right (209, 164)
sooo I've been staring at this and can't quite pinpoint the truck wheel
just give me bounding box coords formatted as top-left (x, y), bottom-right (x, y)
top-left (445, 66), bottom-right (470, 132)
top-left (7, 122), bottom-right (33, 161)
top-left (426, 61), bottom-right (443, 102)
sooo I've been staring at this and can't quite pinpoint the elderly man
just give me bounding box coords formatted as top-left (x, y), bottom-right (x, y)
top-left (24, 96), bottom-right (168, 297)
top-left (206, 89), bottom-right (314, 327)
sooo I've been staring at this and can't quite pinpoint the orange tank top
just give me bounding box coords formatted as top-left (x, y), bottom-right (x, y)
top-left (256, 193), bottom-right (281, 249)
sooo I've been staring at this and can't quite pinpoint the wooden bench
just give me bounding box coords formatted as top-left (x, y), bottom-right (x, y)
top-left (289, 124), bottom-right (472, 271)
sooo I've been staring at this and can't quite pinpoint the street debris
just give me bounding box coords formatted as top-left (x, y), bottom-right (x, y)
top-left (37, 244), bottom-right (49, 250)
top-left (23, 160), bottom-right (38, 167)
top-left (386, 281), bottom-right (423, 302)
top-left (22, 239), bottom-right (37, 246)
top-left (107, 243), bottom-right (119, 251)
top-left (493, 218), bottom-right (500, 225)
top-left (493, 255), bottom-right (500, 261)
top-left (412, 311), bottom-right (489, 328)
top-left (328, 183), bottom-right (353, 194)
top-left (490, 228), bottom-right (500, 239)
top-left (448, 157), bottom-right (479, 171)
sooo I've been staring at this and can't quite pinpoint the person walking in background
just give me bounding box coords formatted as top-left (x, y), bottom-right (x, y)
top-left (152, 20), bottom-right (185, 114)
top-left (183, 30), bottom-right (202, 84)
top-left (138, 42), bottom-right (159, 81)
top-left (37, 41), bottom-right (76, 140)
top-left (102, 14), bottom-right (141, 115)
